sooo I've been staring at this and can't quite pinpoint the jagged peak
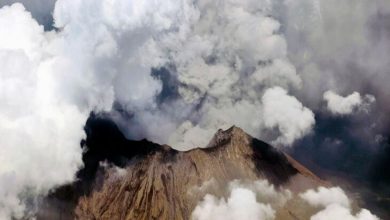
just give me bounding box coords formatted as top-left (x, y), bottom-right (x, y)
top-left (225, 125), bottom-right (247, 135)
top-left (205, 125), bottom-right (250, 148)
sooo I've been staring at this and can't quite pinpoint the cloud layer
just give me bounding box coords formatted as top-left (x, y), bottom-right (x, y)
top-left (193, 183), bottom-right (380, 220)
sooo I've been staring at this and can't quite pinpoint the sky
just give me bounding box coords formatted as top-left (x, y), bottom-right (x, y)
top-left (0, 0), bottom-right (389, 219)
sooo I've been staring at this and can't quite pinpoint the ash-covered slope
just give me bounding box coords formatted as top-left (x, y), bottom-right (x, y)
top-left (37, 116), bottom-right (328, 220)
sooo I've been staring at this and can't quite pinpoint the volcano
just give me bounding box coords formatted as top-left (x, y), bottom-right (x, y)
top-left (38, 116), bottom-right (330, 220)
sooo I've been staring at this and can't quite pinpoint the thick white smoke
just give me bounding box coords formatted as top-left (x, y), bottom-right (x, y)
top-left (191, 180), bottom-right (291, 220)
top-left (49, 0), bottom-right (315, 149)
top-left (323, 91), bottom-right (375, 115)
top-left (192, 188), bottom-right (276, 220)
top-left (192, 182), bottom-right (381, 220)
top-left (100, 0), bottom-right (314, 149)
top-left (262, 87), bottom-right (314, 146)
top-left (0, 4), bottom-right (86, 218)
top-left (0, 0), bottom-right (56, 29)
top-left (300, 187), bottom-right (380, 220)
top-left (193, 184), bottom-right (380, 220)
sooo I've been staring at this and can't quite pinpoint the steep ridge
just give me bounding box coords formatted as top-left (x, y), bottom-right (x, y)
top-left (67, 124), bottom-right (327, 220)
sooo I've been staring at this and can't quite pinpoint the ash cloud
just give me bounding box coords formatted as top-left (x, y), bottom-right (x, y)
top-left (103, 0), bottom-right (313, 149)
top-left (0, 0), bottom-right (390, 219)
top-left (279, 0), bottom-right (390, 217)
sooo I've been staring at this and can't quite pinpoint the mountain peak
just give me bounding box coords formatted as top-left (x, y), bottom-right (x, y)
top-left (206, 125), bottom-right (247, 148)
top-left (38, 125), bottom-right (327, 220)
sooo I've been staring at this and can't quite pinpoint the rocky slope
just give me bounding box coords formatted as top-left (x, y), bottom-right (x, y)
top-left (37, 117), bottom-right (328, 220)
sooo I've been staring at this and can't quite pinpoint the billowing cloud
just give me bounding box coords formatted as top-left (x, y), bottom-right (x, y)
top-left (300, 187), bottom-right (379, 220)
top-left (192, 188), bottom-right (275, 220)
top-left (192, 179), bottom-right (291, 220)
top-left (193, 182), bottom-right (380, 220)
top-left (0, 0), bottom-right (56, 29)
top-left (310, 204), bottom-right (380, 220)
top-left (300, 187), bottom-right (350, 208)
top-left (262, 87), bottom-right (315, 146)
top-left (0, 3), bottom-right (85, 219)
top-left (323, 91), bottom-right (375, 115)
top-left (79, 0), bottom-right (308, 149)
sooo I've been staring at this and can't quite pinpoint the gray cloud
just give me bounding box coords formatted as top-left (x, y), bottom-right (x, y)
top-left (279, 0), bottom-right (390, 113)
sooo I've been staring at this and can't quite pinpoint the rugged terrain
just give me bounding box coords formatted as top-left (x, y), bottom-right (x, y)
top-left (37, 116), bottom-right (329, 220)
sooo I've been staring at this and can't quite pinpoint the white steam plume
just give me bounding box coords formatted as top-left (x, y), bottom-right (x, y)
top-left (192, 188), bottom-right (275, 220)
top-left (100, 0), bottom-right (313, 149)
top-left (262, 87), bottom-right (315, 146)
top-left (193, 183), bottom-right (380, 220)
top-left (0, 3), bottom-right (86, 218)
top-left (300, 187), bottom-right (380, 220)
top-left (191, 179), bottom-right (291, 220)
top-left (52, 0), bottom-right (316, 148)
top-left (323, 91), bottom-right (375, 115)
